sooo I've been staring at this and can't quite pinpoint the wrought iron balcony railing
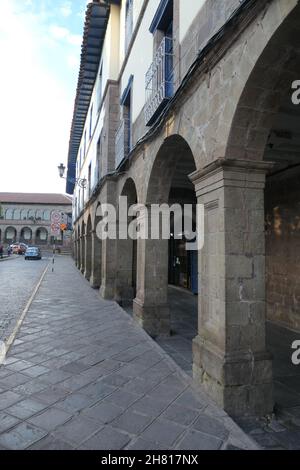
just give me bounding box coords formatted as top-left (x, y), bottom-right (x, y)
top-left (115, 119), bottom-right (130, 169)
top-left (145, 36), bottom-right (174, 126)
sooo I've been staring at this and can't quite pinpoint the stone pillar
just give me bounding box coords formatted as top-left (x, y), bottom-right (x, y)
top-left (99, 237), bottom-right (117, 300)
top-left (84, 231), bottom-right (92, 281)
top-left (76, 240), bottom-right (79, 267)
top-left (90, 230), bottom-right (102, 289)
top-left (15, 228), bottom-right (21, 243)
top-left (80, 235), bottom-right (85, 274)
top-left (133, 207), bottom-right (170, 337)
top-left (190, 159), bottom-right (273, 417)
top-left (115, 238), bottom-right (135, 305)
top-left (75, 238), bottom-right (80, 268)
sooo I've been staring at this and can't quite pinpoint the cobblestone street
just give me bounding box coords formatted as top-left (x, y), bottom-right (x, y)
top-left (0, 256), bottom-right (49, 342)
top-left (0, 257), bottom-right (257, 450)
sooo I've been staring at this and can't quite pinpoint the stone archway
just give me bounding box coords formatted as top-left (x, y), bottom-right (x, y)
top-left (133, 134), bottom-right (197, 343)
top-left (35, 228), bottom-right (48, 245)
top-left (115, 178), bottom-right (138, 307)
top-left (5, 226), bottom-right (17, 242)
top-left (20, 227), bottom-right (32, 244)
top-left (189, 2), bottom-right (300, 418)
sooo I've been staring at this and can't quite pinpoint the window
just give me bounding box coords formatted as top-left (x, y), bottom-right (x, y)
top-left (98, 64), bottom-right (103, 111)
top-left (115, 75), bottom-right (133, 169)
top-left (88, 163), bottom-right (92, 197)
top-left (89, 104), bottom-right (93, 139)
top-left (21, 209), bottom-right (28, 220)
top-left (125, 0), bottom-right (133, 52)
top-left (145, 0), bottom-right (174, 125)
top-left (96, 136), bottom-right (101, 181)
top-left (43, 210), bottom-right (51, 221)
top-left (75, 197), bottom-right (78, 218)
top-left (5, 209), bottom-right (14, 220)
top-left (121, 75), bottom-right (133, 152)
top-left (79, 148), bottom-right (82, 171)
top-left (35, 210), bottom-right (42, 220)
top-left (84, 130), bottom-right (87, 157)
top-left (13, 209), bottom-right (21, 220)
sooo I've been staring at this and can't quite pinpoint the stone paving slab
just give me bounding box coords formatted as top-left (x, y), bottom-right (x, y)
top-left (0, 257), bottom-right (258, 450)
top-left (0, 257), bottom-right (49, 342)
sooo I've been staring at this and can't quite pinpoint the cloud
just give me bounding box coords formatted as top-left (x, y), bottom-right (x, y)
top-left (67, 54), bottom-right (80, 70)
top-left (0, 0), bottom-right (80, 194)
top-left (60, 1), bottom-right (72, 17)
top-left (49, 24), bottom-right (82, 46)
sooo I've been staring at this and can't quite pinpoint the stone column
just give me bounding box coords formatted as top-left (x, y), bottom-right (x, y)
top-left (80, 235), bottom-right (85, 274)
top-left (190, 159), bottom-right (273, 417)
top-left (90, 230), bottom-right (102, 289)
top-left (99, 237), bottom-right (117, 300)
top-left (133, 206), bottom-right (170, 337)
top-left (15, 227), bottom-right (21, 243)
top-left (75, 238), bottom-right (80, 268)
top-left (84, 231), bottom-right (92, 281)
top-left (76, 240), bottom-right (79, 267)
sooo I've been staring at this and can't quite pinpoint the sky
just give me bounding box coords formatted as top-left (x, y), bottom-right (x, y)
top-left (0, 0), bottom-right (89, 195)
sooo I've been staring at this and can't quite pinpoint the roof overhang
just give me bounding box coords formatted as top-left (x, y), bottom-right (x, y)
top-left (66, 1), bottom-right (110, 194)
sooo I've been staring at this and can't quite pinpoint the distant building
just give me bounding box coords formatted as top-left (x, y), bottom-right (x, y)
top-left (0, 193), bottom-right (72, 248)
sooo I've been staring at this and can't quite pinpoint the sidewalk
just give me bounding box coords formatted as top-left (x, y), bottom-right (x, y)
top-left (0, 257), bottom-right (258, 450)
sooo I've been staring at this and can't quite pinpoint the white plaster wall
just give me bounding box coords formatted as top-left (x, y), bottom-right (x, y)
top-left (179, 0), bottom-right (206, 43)
top-left (120, 0), bottom-right (159, 122)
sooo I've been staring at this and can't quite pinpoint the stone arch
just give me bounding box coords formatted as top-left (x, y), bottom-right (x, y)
top-left (146, 134), bottom-right (196, 204)
top-left (20, 227), bottom-right (32, 243)
top-left (35, 227), bottom-right (48, 245)
top-left (134, 134), bottom-right (197, 337)
top-left (115, 177), bottom-right (138, 306)
top-left (224, 2), bottom-right (300, 162)
top-left (5, 226), bottom-right (17, 242)
top-left (186, 4), bottom-right (300, 417)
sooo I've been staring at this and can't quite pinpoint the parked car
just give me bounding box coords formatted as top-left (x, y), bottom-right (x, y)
top-left (24, 247), bottom-right (42, 260)
top-left (10, 243), bottom-right (27, 255)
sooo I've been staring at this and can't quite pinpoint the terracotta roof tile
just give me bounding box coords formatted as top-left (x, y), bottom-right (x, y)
top-left (0, 193), bottom-right (72, 205)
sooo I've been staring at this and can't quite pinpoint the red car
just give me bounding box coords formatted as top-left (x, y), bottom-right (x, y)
top-left (10, 243), bottom-right (27, 255)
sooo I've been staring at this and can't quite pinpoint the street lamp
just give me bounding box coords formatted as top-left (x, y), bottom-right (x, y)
top-left (57, 163), bottom-right (87, 189)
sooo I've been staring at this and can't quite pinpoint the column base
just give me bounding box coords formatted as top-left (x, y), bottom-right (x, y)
top-left (115, 286), bottom-right (135, 306)
top-left (99, 282), bottom-right (115, 300)
top-left (133, 298), bottom-right (170, 338)
top-left (193, 335), bottom-right (273, 417)
top-left (90, 274), bottom-right (101, 289)
top-left (84, 270), bottom-right (91, 281)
